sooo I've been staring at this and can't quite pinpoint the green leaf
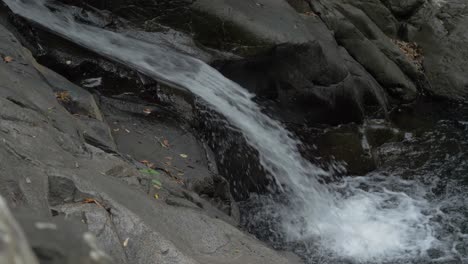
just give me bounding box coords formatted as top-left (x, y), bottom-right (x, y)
top-left (139, 168), bottom-right (160, 175)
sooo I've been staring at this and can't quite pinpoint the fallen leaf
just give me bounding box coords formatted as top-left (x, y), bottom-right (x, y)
top-left (83, 198), bottom-right (97, 204)
top-left (123, 238), bottom-right (129, 247)
top-left (125, 129), bottom-right (130, 133)
top-left (154, 193), bottom-right (159, 200)
top-left (165, 157), bottom-right (173, 160)
top-left (113, 128), bottom-right (120, 132)
top-left (25, 177), bottom-right (31, 184)
top-left (3, 56), bottom-right (13, 63)
top-left (82, 198), bottom-right (105, 209)
top-left (55, 91), bottom-right (71, 103)
top-left (143, 108), bottom-right (152, 115)
top-left (163, 139), bottom-right (170, 147)
top-left (180, 154), bottom-right (188, 159)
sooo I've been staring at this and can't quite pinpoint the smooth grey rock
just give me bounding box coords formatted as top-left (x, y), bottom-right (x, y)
top-left (14, 211), bottom-right (113, 264)
top-left (0, 196), bottom-right (39, 264)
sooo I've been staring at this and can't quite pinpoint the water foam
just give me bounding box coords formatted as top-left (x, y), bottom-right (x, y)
top-left (3, 1), bottom-right (440, 262)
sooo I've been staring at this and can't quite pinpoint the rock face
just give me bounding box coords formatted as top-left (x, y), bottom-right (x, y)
top-left (0, 21), bottom-right (301, 264)
top-left (309, 0), bottom-right (468, 101)
top-left (309, 0), bottom-right (422, 102)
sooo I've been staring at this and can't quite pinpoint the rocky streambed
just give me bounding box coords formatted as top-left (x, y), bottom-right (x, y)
top-left (0, 0), bottom-right (467, 264)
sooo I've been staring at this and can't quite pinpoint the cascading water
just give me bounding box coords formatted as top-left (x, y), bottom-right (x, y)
top-left (4, 1), bottom-right (465, 263)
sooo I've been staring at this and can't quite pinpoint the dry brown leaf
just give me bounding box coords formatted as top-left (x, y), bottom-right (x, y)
top-left (83, 198), bottom-right (98, 204)
top-left (391, 39), bottom-right (423, 71)
top-left (55, 91), bottom-right (71, 103)
top-left (3, 56), bottom-right (13, 63)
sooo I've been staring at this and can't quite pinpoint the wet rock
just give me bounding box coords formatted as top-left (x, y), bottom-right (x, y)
top-left (365, 124), bottom-right (404, 148)
top-left (374, 101), bottom-right (468, 176)
top-left (298, 124), bottom-right (376, 175)
top-left (216, 40), bottom-right (387, 125)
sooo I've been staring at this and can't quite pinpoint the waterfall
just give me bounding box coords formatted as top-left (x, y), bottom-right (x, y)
top-left (3, 0), bottom-right (439, 262)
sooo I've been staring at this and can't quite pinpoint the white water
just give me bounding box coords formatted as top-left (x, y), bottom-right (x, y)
top-left (4, 0), bottom-right (439, 262)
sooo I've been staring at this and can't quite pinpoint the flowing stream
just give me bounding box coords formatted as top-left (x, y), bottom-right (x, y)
top-left (4, 1), bottom-right (466, 263)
